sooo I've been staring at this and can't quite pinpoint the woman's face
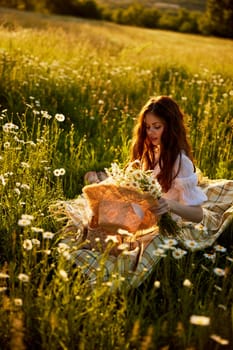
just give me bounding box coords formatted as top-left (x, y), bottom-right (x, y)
top-left (144, 112), bottom-right (165, 147)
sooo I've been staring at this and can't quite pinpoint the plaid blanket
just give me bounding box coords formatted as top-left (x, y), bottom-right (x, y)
top-left (178, 179), bottom-right (233, 249)
top-left (59, 179), bottom-right (233, 289)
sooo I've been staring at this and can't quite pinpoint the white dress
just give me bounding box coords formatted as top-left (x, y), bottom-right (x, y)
top-left (153, 152), bottom-right (207, 211)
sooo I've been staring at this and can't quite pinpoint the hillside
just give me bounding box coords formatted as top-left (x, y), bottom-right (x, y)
top-left (0, 6), bottom-right (232, 77)
top-left (97, 0), bottom-right (207, 12)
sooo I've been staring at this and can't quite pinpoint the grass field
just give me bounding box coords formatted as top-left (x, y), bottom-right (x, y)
top-left (0, 8), bottom-right (233, 350)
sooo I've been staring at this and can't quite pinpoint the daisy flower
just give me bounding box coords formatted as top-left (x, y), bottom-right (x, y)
top-left (210, 334), bottom-right (229, 346)
top-left (163, 238), bottom-right (178, 246)
top-left (59, 168), bottom-right (66, 176)
top-left (59, 269), bottom-right (68, 281)
top-left (18, 219), bottom-right (31, 227)
top-left (18, 273), bottom-right (30, 283)
top-left (203, 252), bottom-right (216, 262)
top-left (183, 279), bottom-right (192, 288)
top-left (14, 298), bottom-right (23, 306)
top-left (154, 280), bottom-right (161, 289)
top-left (184, 240), bottom-right (199, 250)
top-left (42, 231), bottom-right (54, 239)
top-left (55, 113), bottom-right (65, 122)
top-left (190, 315), bottom-right (210, 326)
top-left (213, 267), bottom-right (225, 277)
top-left (23, 239), bottom-right (33, 251)
top-left (172, 248), bottom-right (187, 259)
top-left (214, 244), bottom-right (227, 253)
top-left (53, 169), bottom-right (61, 177)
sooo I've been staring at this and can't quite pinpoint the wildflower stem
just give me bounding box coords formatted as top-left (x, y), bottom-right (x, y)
top-left (158, 213), bottom-right (180, 237)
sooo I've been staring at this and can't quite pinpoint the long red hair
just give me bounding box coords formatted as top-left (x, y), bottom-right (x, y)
top-left (130, 96), bottom-right (194, 192)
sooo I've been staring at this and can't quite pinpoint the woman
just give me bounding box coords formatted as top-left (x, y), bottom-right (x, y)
top-left (130, 95), bottom-right (207, 224)
top-left (85, 96), bottom-right (206, 223)
top-left (56, 96), bottom-right (233, 288)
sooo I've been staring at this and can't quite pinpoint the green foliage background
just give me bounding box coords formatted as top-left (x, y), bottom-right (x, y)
top-left (0, 0), bottom-right (232, 37)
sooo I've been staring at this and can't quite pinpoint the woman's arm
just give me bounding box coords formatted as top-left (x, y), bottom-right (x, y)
top-left (166, 199), bottom-right (203, 223)
top-left (150, 198), bottom-right (203, 223)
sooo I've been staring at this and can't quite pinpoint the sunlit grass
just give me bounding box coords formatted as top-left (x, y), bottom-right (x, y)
top-left (0, 7), bottom-right (233, 75)
top-left (0, 8), bottom-right (233, 350)
top-left (0, 21), bottom-right (232, 181)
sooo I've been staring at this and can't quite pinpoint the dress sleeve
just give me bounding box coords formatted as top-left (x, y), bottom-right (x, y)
top-left (174, 153), bottom-right (208, 206)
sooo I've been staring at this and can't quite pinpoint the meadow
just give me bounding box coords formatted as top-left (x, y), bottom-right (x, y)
top-left (0, 8), bottom-right (233, 350)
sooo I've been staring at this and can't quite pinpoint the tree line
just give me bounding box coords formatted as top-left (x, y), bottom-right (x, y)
top-left (0, 0), bottom-right (232, 38)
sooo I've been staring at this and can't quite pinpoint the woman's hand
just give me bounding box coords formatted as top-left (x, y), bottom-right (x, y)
top-left (84, 171), bottom-right (107, 184)
top-left (166, 199), bottom-right (203, 223)
top-left (149, 197), bottom-right (169, 216)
